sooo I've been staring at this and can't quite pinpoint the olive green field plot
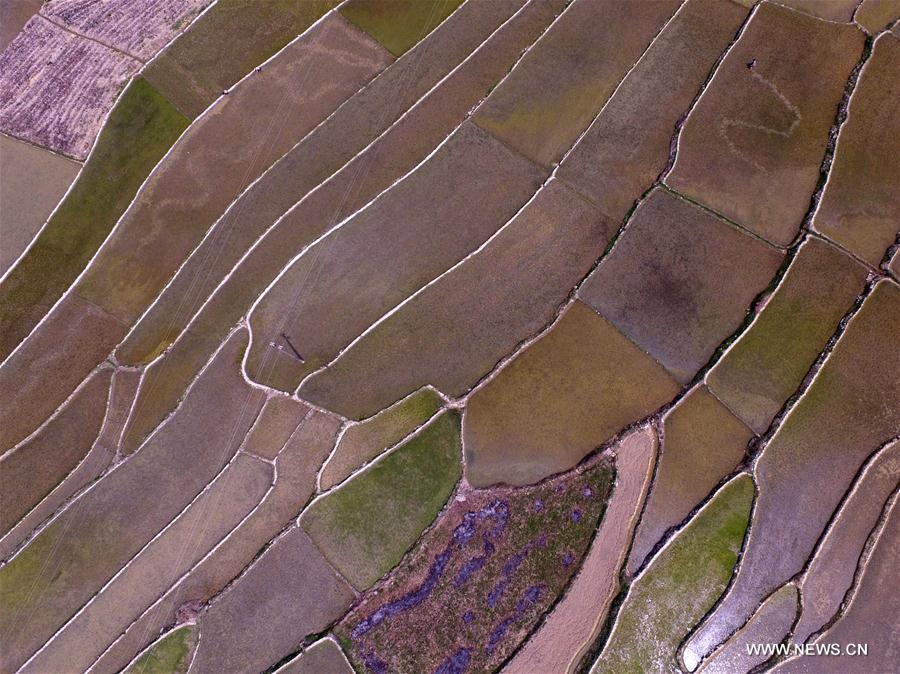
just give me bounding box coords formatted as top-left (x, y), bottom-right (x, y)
top-left (592, 474), bottom-right (754, 674)
top-left (340, 0), bottom-right (465, 57)
top-left (301, 410), bottom-right (462, 590)
top-left (464, 300), bottom-right (680, 488)
top-left (124, 625), bottom-right (197, 674)
top-left (320, 387), bottom-right (443, 489)
top-left (0, 77), bottom-right (188, 361)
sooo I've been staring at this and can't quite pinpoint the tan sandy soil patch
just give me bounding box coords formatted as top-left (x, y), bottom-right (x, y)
top-left (504, 426), bottom-right (657, 674)
top-left (241, 395), bottom-right (308, 460)
top-left (275, 637), bottom-right (353, 674)
top-left (245, 121), bottom-right (545, 394)
top-left (90, 410), bottom-right (341, 673)
top-left (116, 0), bottom-right (526, 366)
top-left (792, 439), bottom-right (899, 643)
top-left (300, 178), bottom-right (615, 419)
top-left (473, 0), bottom-right (682, 168)
top-left (0, 294), bottom-right (127, 451)
top-left (772, 498), bottom-right (899, 674)
top-left (812, 33), bottom-right (900, 265)
top-left (189, 528), bottom-right (354, 674)
top-left (627, 386), bottom-right (753, 576)
top-left (667, 2), bottom-right (865, 246)
top-left (558, 0), bottom-right (749, 223)
top-left (0, 134), bottom-right (79, 275)
top-left (43, 0), bottom-right (210, 61)
top-left (683, 279), bottom-right (900, 665)
top-left (320, 388), bottom-right (443, 490)
top-left (579, 188), bottom-right (784, 384)
top-left (116, 0), bottom-right (561, 452)
top-left (464, 300), bottom-right (679, 487)
top-left (22, 453), bottom-right (272, 673)
top-left (855, 0), bottom-right (900, 32)
top-left (0, 328), bottom-right (262, 671)
top-left (0, 16), bottom-right (140, 159)
top-left (707, 237), bottom-right (867, 433)
top-left (0, 367), bottom-right (110, 535)
top-left (76, 13), bottom-right (392, 326)
top-left (699, 583), bottom-right (798, 673)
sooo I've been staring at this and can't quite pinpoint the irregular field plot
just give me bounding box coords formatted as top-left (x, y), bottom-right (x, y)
top-left (593, 474), bottom-right (753, 674)
top-left (246, 121), bottom-right (545, 394)
top-left (0, 77), bottom-right (188, 361)
top-left (464, 300), bottom-right (679, 487)
top-left (0, 367), bottom-right (110, 535)
top-left (666, 2), bottom-right (865, 245)
top-left (507, 427), bottom-right (657, 674)
top-left (473, 0), bottom-right (681, 167)
top-left (143, 0), bottom-right (341, 118)
top-left (0, 16), bottom-right (140, 159)
top-left (335, 454), bottom-right (614, 673)
top-left (43, 0), bottom-right (210, 60)
top-left (189, 527), bottom-right (355, 674)
top-left (302, 411), bottom-right (462, 590)
top-left (115, 0), bottom-right (525, 367)
top-left (0, 329), bottom-right (262, 672)
top-left (340, 0), bottom-right (464, 56)
top-left (0, 135), bottom-right (79, 276)
top-left (76, 13), bottom-right (392, 326)
top-left (125, 624), bottom-right (197, 674)
top-left (300, 178), bottom-right (616, 419)
top-left (117, 0), bottom-right (560, 452)
top-left (684, 280), bottom-right (900, 665)
top-left (320, 387), bottom-right (443, 490)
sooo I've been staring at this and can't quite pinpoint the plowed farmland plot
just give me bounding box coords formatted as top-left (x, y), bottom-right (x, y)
top-left (1, 1), bottom-right (897, 672)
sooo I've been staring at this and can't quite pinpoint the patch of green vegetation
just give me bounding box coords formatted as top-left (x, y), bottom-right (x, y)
top-left (301, 411), bottom-right (462, 590)
top-left (0, 78), bottom-right (188, 361)
top-left (144, 0), bottom-right (340, 118)
top-left (126, 625), bottom-right (197, 674)
top-left (340, 0), bottom-right (463, 57)
top-left (323, 388), bottom-right (443, 488)
top-left (591, 474), bottom-right (754, 674)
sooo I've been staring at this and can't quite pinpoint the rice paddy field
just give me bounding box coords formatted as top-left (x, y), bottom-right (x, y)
top-left (0, 1), bottom-right (897, 673)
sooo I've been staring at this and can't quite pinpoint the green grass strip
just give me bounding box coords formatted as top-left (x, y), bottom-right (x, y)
top-left (592, 474), bottom-right (754, 673)
top-left (125, 625), bottom-right (197, 674)
top-left (302, 410), bottom-right (461, 590)
top-left (0, 78), bottom-right (188, 360)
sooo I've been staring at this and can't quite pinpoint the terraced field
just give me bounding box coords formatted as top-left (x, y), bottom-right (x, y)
top-left (0, 1), bottom-right (897, 673)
